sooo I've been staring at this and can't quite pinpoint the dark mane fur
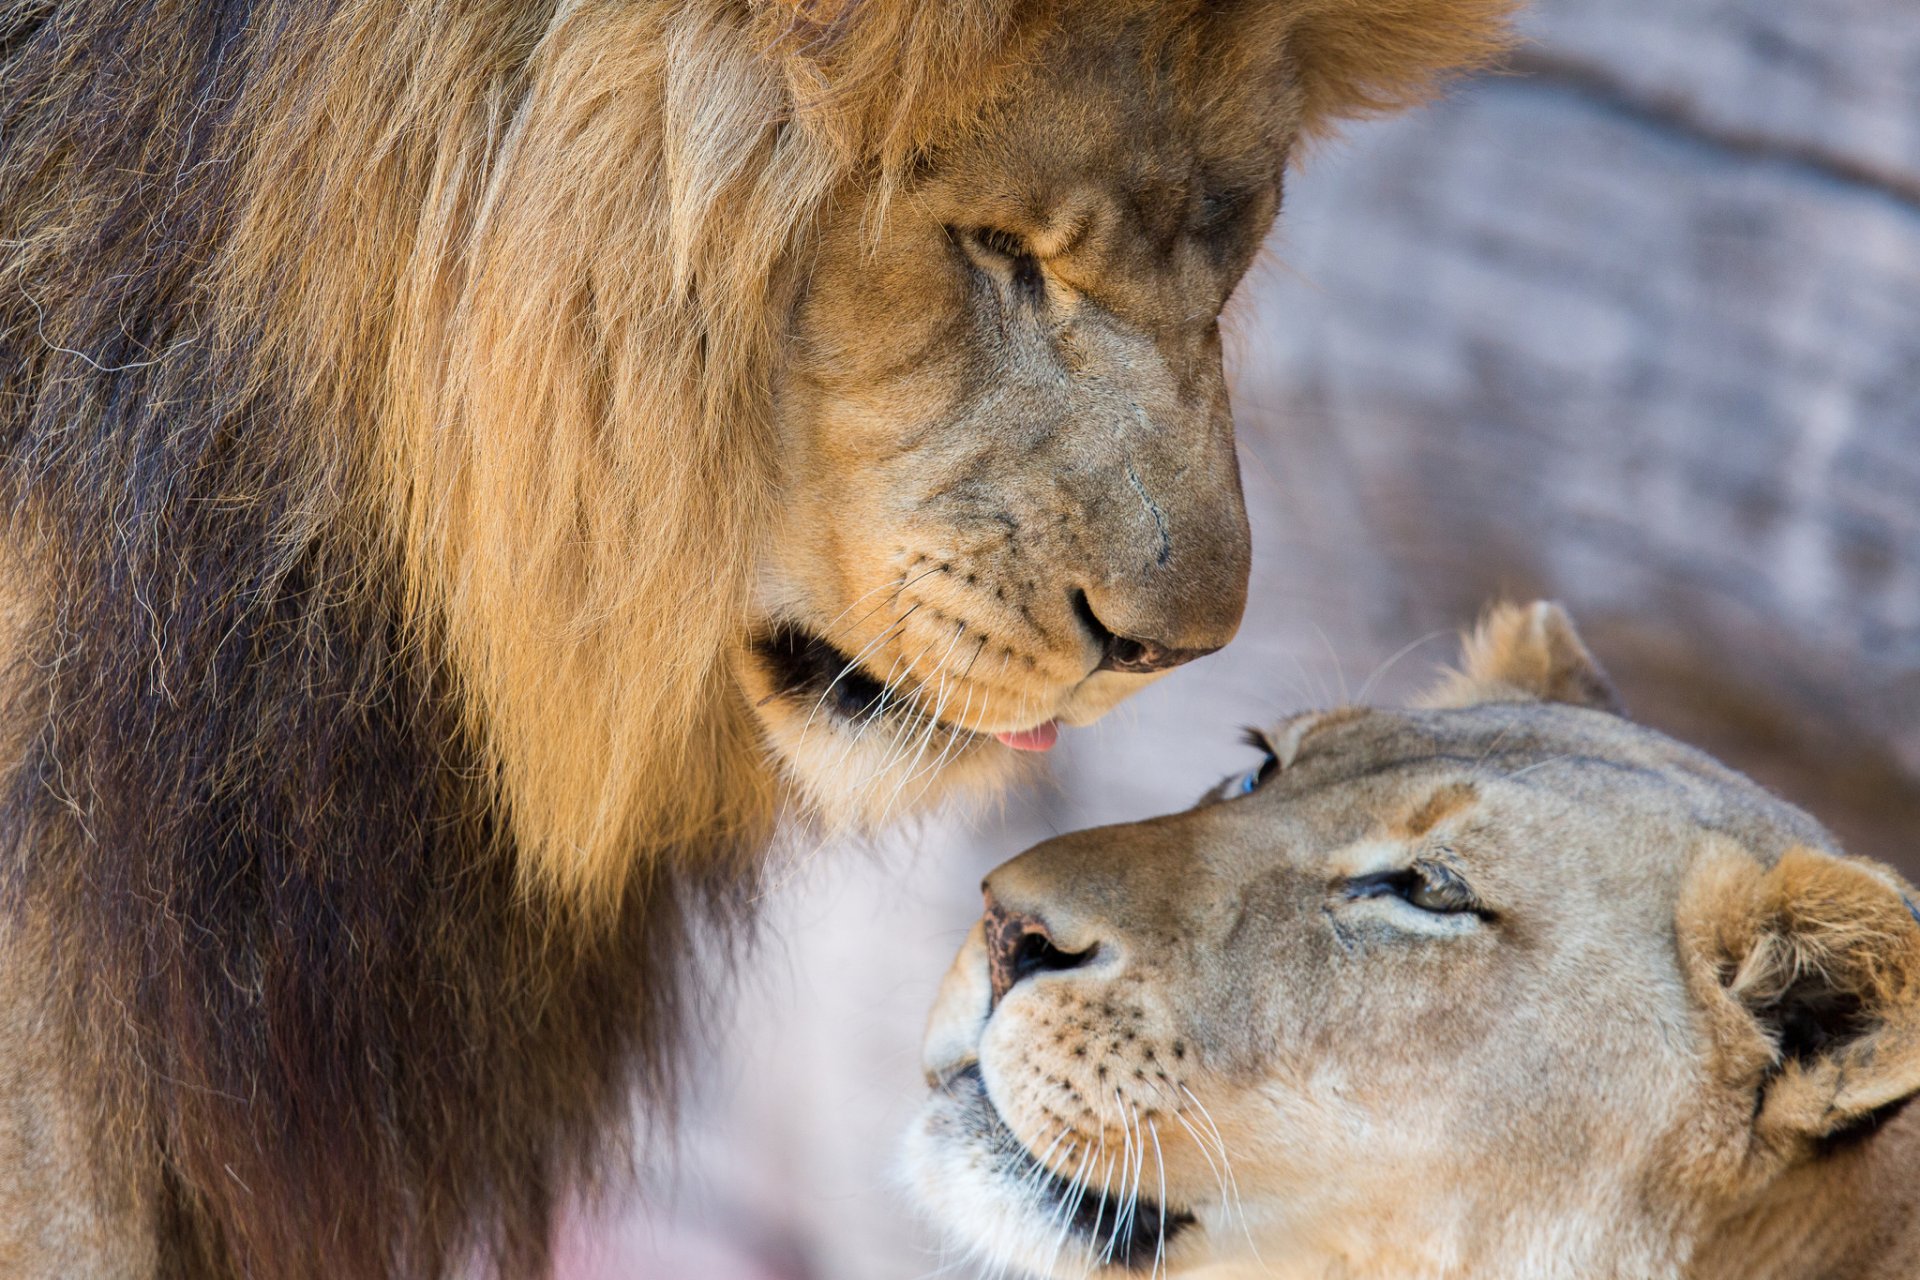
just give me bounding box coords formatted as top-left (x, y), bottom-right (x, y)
top-left (0, 3), bottom-right (755, 1276)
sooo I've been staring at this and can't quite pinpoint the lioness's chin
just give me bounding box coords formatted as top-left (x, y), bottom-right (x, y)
top-left (906, 1069), bottom-right (1208, 1279)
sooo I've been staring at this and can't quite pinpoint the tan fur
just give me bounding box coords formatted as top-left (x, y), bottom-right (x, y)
top-left (908, 603), bottom-right (1920, 1279)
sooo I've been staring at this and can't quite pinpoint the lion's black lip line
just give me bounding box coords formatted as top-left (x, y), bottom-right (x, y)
top-left (752, 623), bottom-right (997, 736)
top-left (949, 1064), bottom-right (1196, 1271)
top-left (751, 624), bottom-right (903, 720)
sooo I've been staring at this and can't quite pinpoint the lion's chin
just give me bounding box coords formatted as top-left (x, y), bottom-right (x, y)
top-left (764, 705), bottom-right (1031, 830)
top-left (733, 625), bottom-right (1036, 829)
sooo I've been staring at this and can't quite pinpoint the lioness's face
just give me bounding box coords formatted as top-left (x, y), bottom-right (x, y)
top-left (907, 609), bottom-right (1920, 1278)
top-left (739, 17), bottom-right (1292, 820)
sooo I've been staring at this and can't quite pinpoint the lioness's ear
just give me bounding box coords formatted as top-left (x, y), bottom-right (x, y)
top-left (1680, 841), bottom-right (1920, 1149)
top-left (1284, 0), bottom-right (1518, 132)
top-left (1419, 600), bottom-right (1625, 713)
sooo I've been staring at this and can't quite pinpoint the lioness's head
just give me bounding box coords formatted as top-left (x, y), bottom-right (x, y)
top-left (908, 603), bottom-right (1920, 1278)
top-left (733, 0), bottom-right (1514, 824)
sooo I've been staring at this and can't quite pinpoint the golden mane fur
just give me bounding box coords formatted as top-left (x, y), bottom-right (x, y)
top-left (0, 1), bottom-right (1511, 1276)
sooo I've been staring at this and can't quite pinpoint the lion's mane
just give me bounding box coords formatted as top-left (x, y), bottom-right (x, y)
top-left (0, 1), bottom-right (1508, 1276)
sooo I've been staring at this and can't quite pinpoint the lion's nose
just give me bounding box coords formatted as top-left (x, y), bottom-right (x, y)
top-left (1071, 591), bottom-right (1223, 675)
top-left (1097, 632), bottom-right (1219, 674)
top-left (983, 891), bottom-right (1098, 1004)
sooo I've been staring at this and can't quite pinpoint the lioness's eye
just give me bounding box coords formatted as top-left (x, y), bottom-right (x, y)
top-left (1231, 730), bottom-right (1281, 796)
top-left (1345, 863), bottom-right (1488, 918)
top-left (1236, 752), bottom-right (1279, 796)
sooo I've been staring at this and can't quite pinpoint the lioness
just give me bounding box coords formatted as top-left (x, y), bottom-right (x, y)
top-left (908, 602), bottom-right (1920, 1279)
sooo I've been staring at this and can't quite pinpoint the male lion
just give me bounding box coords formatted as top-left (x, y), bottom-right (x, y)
top-left (0, 1), bottom-right (1509, 1276)
top-left (910, 602), bottom-right (1920, 1279)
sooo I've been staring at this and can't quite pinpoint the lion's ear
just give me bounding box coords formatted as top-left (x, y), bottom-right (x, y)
top-left (1284, 0), bottom-right (1518, 132)
top-left (1420, 601), bottom-right (1625, 713)
top-left (1680, 842), bottom-right (1920, 1149)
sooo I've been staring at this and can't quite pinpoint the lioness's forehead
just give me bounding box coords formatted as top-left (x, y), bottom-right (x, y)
top-left (1250, 703), bottom-right (1831, 865)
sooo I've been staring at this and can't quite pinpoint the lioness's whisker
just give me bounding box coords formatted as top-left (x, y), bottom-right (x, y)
top-left (1149, 1116), bottom-right (1169, 1278)
top-left (1104, 1089), bottom-right (1140, 1267)
top-left (1044, 1135), bottom-right (1098, 1276)
top-left (1356, 628), bottom-right (1452, 707)
top-left (1161, 1102), bottom-right (1231, 1217)
top-left (1125, 1098), bottom-right (1149, 1267)
top-left (1501, 752), bottom-right (1576, 783)
top-left (1180, 1082), bottom-right (1263, 1265)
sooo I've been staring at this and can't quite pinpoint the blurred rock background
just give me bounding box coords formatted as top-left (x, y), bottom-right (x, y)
top-left (575, 0), bottom-right (1920, 1274)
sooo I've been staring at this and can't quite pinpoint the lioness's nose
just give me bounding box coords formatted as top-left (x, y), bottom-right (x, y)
top-left (982, 891), bottom-right (1098, 1004)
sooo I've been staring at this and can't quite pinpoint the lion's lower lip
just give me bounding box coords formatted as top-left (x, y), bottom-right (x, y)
top-left (752, 624), bottom-right (893, 720)
top-left (752, 623), bottom-right (991, 734)
top-left (752, 623), bottom-right (1063, 742)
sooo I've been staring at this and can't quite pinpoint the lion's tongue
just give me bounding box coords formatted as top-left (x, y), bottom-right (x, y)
top-left (995, 721), bottom-right (1060, 752)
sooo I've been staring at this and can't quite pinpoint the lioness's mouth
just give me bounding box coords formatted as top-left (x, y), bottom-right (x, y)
top-left (946, 1064), bottom-right (1196, 1270)
top-left (749, 624), bottom-right (1059, 749)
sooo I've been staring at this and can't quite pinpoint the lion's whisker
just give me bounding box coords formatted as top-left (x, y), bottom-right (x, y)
top-left (889, 667), bottom-right (982, 818)
top-left (1355, 628), bottom-right (1451, 707)
top-left (798, 602), bottom-right (923, 741)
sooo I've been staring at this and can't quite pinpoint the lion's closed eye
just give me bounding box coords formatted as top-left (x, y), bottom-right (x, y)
top-left (958, 225), bottom-right (1045, 298)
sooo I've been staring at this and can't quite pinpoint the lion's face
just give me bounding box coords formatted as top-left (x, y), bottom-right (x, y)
top-left (907, 604), bottom-right (1920, 1278)
top-left (738, 21), bottom-right (1289, 821)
